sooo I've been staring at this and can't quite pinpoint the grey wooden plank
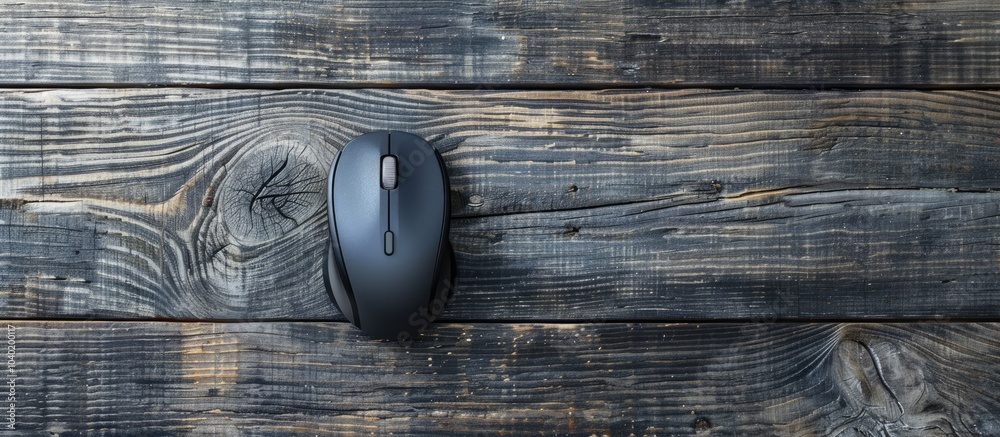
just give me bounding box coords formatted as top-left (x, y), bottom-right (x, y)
top-left (454, 188), bottom-right (1000, 321)
top-left (1, 0), bottom-right (999, 86)
top-left (3, 89), bottom-right (1000, 217)
top-left (2, 89), bottom-right (1000, 320)
top-left (3, 321), bottom-right (998, 435)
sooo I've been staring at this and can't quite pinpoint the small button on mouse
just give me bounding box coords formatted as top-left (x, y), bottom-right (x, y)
top-left (384, 231), bottom-right (393, 256)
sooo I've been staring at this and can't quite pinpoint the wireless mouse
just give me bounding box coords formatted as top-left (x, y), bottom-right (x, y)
top-left (324, 131), bottom-right (456, 341)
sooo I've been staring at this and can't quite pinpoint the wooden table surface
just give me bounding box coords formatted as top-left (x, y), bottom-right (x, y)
top-left (2, 1), bottom-right (1000, 435)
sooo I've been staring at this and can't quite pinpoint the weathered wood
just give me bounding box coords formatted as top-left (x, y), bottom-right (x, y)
top-left (3, 321), bottom-right (999, 435)
top-left (457, 188), bottom-right (1000, 321)
top-left (1, 1), bottom-right (999, 86)
top-left (2, 89), bottom-right (1000, 217)
top-left (2, 88), bottom-right (1000, 320)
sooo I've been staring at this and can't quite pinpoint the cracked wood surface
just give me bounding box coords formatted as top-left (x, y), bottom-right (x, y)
top-left (4, 1), bottom-right (1000, 429)
top-left (2, 88), bottom-right (1000, 320)
top-left (3, 321), bottom-right (997, 435)
top-left (2, 0), bottom-right (1000, 86)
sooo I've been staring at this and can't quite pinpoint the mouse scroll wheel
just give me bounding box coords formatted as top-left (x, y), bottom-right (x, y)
top-left (381, 155), bottom-right (397, 190)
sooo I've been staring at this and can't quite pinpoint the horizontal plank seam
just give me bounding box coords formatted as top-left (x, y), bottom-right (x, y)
top-left (1, 83), bottom-right (1000, 92)
top-left (3, 317), bottom-right (998, 324)
top-left (457, 186), bottom-right (1000, 220)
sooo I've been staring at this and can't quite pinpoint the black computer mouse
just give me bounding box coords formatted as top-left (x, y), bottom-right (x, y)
top-left (324, 131), bottom-right (456, 341)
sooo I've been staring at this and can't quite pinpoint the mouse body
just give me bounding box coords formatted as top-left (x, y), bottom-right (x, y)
top-left (324, 131), bottom-right (455, 340)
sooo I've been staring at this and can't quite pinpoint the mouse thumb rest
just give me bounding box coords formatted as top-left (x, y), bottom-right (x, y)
top-left (323, 239), bottom-right (456, 339)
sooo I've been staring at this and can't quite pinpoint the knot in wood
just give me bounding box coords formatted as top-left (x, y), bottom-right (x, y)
top-left (218, 134), bottom-right (325, 245)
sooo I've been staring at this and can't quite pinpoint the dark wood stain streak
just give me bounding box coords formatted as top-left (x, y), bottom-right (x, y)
top-left (1, 89), bottom-right (1000, 320)
top-left (1, 1), bottom-right (999, 86)
top-left (4, 321), bottom-right (999, 435)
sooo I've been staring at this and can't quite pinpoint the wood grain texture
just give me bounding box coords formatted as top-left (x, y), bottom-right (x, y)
top-left (1, 0), bottom-right (1000, 86)
top-left (4, 321), bottom-right (999, 435)
top-left (2, 88), bottom-right (1000, 320)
